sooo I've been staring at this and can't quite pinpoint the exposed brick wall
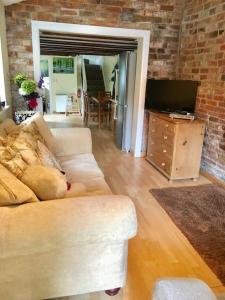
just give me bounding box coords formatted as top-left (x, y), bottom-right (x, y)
top-left (5, 0), bottom-right (183, 110)
top-left (179, 0), bottom-right (225, 180)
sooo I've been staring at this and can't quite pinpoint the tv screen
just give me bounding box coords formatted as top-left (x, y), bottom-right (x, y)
top-left (145, 79), bottom-right (199, 114)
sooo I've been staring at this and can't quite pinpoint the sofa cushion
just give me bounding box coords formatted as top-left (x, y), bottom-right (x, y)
top-left (0, 118), bottom-right (17, 137)
top-left (66, 177), bottom-right (112, 198)
top-left (20, 121), bottom-right (46, 146)
top-left (0, 119), bottom-right (17, 137)
top-left (0, 164), bottom-right (38, 206)
top-left (0, 145), bottom-right (28, 179)
top-left (58, 153), bottom-right (104, 182)
top-left (21, 165), bottom-right (67, 201)
top-left (37, 141), bottom-right (63, 172)
top-left (7, 123), bottom-right (43, 166)
top-left (0, 122), bottom-right (44, 178)
top-left (51, 127), bottom-right (92, 157)
top-left (23, 112), bottom-right (56, 152)
top-left (82, 177), bottom-right (112, 194)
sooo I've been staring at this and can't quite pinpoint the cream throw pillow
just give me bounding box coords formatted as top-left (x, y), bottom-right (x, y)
top-left (21, 165), bottom-right (67, 201)
top-left (37, 141), bottom-right (63, 172)
top-left (0, 164), bottom-right (38, 206)
top-left (23, 112), bottom-right (56, 152)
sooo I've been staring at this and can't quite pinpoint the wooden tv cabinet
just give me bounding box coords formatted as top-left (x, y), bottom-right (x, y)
top-left (146, 111), bottom-right (206, 180)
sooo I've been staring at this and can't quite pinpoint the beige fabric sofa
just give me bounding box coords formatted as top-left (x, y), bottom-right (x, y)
top-left (0, 119), bottom-right (137, 300)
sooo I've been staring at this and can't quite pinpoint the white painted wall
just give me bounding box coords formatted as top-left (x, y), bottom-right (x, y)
top-left (0, 2), bottom-right (12, 117)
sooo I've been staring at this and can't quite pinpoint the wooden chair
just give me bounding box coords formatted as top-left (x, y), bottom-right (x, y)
top-left (98, 91), bottom-right (114, 128)
top-left (98, 91), bottom-right (111, 101)
top-left (83, 93), bottom-right (100, 128)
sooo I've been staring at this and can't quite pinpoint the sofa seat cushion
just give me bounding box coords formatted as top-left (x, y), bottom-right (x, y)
top-left (66, 177), bottom-right (112, 198)
top-left (58, 153), bottom-right (104, 182)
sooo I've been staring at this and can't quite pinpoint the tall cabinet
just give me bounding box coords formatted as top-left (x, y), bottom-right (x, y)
top-left (146, 112), bottom-right (206, 180)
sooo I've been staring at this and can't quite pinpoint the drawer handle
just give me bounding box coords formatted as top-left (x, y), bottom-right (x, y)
top-left (164, 136), bottom-right (168, 140)
top-left (163, 149), bottom-right (167, 153)
top-left (151, 142), bottom-right (154, 145)
top-left (161, 162), bottom-right (166, 166)
top-left (165, 124), bottom-right (169, 127)
top-left (152, 129), bottom-right (155, 133)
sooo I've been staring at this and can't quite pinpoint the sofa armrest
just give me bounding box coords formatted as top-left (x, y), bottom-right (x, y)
top-left (0, 195), bottom-right (137, 258)
top-left (51, 127), bottom-right (92, 156)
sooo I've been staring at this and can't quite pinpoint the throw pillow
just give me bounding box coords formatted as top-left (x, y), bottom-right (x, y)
top-left (36, 140), bottom-right (63, 172)
top-left (21, 165), bottom-right (67, 201)
top-left (0, 118), bottom-right (17, 137)
top-left (9, 133), bottom-right (41, 166)
top-left (23, 112), bottom-right (56, 152)
top-left (0, 164), bottom-right (38, 206)
top-left (0, 145), bottom-right (28, 179)
top-left (1, 122), bottom-right (43, 167)
top-left (20, 121), bottom-right (46, 146)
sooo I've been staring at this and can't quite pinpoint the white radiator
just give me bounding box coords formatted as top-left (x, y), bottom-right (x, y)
top-left (55, 94), bottom-right (67, 113)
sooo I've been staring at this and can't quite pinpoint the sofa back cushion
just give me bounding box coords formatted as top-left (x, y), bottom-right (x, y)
top-left (0, 164), bottom-right (38, 206)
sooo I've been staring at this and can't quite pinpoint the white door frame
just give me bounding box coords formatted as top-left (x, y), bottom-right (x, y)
top-left (31, 20), bottom-right (150, 157)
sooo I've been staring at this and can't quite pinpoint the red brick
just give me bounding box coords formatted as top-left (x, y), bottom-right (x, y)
top-left (179, 0), bottom-right (225, 178)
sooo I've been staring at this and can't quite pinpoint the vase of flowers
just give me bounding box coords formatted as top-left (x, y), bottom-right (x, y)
top-left (14, 73), bottom-right (43, 111)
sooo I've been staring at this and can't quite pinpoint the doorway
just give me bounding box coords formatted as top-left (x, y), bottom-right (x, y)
top-left (32, 21), bottom-right (150, 157)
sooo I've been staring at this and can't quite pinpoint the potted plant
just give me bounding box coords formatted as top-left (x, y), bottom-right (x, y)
top-left (14, 74), bottom-right (42, 111)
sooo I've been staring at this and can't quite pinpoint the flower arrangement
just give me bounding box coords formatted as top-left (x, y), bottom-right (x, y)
top-left (14, 73), bottom-right (27, 88)
top-left (20, 80), bottom-right (36, 95)
top-left (14, 73), bottom-right (42, 111)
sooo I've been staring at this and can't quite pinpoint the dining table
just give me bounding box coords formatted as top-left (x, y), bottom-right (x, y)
top-left (91, 96), bottom-right (116, 130)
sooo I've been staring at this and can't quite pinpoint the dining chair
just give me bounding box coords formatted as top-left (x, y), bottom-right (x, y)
top-left (83, 92), bottom-right (100, 128)
top-left (97, 91), bottom-right (113, 127)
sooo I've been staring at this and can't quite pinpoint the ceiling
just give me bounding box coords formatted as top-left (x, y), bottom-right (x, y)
top-left (40, 31), bottom-right (138, 56)
top-left (3, 0), bottom-right (23, 5)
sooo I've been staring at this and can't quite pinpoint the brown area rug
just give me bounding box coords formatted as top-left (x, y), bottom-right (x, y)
top-left (150, 184), bottom-right (225, 285)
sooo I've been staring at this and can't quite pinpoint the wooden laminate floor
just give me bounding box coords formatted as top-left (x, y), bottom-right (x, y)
top-left (47, 118), bottom-right (225, 300)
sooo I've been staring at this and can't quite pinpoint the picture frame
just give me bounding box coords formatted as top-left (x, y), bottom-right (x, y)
top-left (53, 57), bottom-right (74, 74)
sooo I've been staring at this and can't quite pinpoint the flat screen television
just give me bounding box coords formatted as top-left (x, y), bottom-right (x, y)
top-left (145, 79), bottom-right (199, 114)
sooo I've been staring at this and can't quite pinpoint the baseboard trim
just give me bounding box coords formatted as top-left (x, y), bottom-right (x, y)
top-left (200, 170), bottom-right (225, 188)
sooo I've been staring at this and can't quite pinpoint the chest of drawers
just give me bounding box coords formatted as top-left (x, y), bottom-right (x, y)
top-left (146, 112), bottom-right (206, 180)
